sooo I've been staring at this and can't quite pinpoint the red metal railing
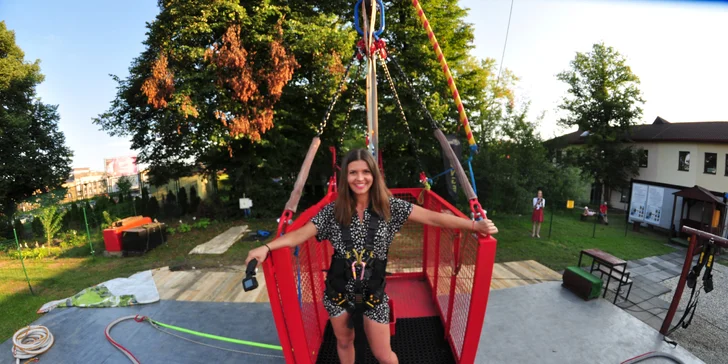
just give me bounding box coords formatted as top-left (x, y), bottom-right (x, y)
top-left (263, 188), bottom-right (497, 363)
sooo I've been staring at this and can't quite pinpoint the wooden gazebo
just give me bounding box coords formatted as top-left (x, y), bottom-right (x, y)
top-left (670, 185), bottom-right (726, 239)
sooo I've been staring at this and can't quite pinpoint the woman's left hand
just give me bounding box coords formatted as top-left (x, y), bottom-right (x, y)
top-left (474, 218), bottom-right (498, 235)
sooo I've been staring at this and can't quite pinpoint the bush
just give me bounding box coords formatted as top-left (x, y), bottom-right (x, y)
top-left (13, 219), bottom-right (24, 240)
top-left (192, 218), bottom-right (211, 230)
top-left (141, 187), bottom-right (150, 216)
top-left (134, 197), bottom-right (145, 218)
top-left (9, 246), bottom-right (63, 260)
top-left (58, 230), bottom-right (87, 249)
top-left (189, 186), bottom-right (201, 213)
top-left (195, 197), bottom-right (228, 220)
top-left (102, 211), bottom-right (115, 229)
top-left (31, 217), bottom-right (43, 239)
top-left (177, 223), bottom-right (191, 233)
top-left (178, 187), bottom-right (189, 215)
top-left (147, 196), bottom-right (160, 219)
top-left (164, 192), bottom-right (181, 218)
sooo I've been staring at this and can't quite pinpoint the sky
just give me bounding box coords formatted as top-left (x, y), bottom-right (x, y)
top-left (2, 0), bottom-right (727, 170)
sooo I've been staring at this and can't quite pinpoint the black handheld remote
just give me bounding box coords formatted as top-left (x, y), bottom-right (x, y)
top-left (242, 259), bottom-right (259, 292)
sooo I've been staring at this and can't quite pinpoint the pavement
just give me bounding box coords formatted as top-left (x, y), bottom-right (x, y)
top-left (582, 248), bottom-right (727, 364)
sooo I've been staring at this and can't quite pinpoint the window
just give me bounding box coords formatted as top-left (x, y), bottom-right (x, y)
top-left (678, 151), bottom-right (690, 171)
top-left (639, 150), bottom-right (648, 168)
top-left (620, 189), bottom-right (629, 203)
top-left (704, 153), bottom-right (717, 174)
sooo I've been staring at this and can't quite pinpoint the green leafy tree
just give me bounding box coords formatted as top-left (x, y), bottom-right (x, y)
top-left (116, 176), bottom-right (134, 200)
top-left (557, 42), bottom-right (644, 200)
top-left (0, 22), bottom-right (73, 217)
top-left (38, 206), bottom-right (66, 245)
top-left (94, 1), bottom-right (300, 184)
top-left (94, 1), bottom-right (518, 216)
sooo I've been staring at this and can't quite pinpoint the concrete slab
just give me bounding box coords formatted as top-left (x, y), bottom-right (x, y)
top-left (477, 282), bottom-right (703, 364)
top-left (188, 225), bottom-right (248, 255)
top-left (0, 300), bottom-right (283, 364)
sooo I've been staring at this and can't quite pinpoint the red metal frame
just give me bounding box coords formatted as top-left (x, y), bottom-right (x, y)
top-left (660, 226), bottom-right (728, 335)
top-left (264, 188), bottom-right (497, 363)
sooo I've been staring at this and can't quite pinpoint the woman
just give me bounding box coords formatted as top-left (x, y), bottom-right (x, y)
top-left (245, 149), bottom-right (498, 364)
top-left (531, 190), bottom-right (545, 238)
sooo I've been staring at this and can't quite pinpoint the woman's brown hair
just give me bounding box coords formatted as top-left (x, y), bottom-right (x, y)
top-left (334, 149), bottom-right (391, 225)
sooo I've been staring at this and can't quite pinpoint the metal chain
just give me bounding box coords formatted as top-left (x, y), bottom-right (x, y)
top-left (387, 56), bottom-right (440, 130)
top-left (380, 58), bottom-right (427, 174)
top-left (339, 62), bottom-right (364, 152)
top-left (317, 56), bottom-right (358, 136)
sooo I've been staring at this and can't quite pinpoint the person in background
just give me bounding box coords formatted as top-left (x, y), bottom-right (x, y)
top-left (599, 201), bottom-right (609, 225)
top-left (532, 190), bottom-right (545, 238)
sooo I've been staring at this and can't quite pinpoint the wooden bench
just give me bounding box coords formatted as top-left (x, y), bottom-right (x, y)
top-left (578, 249), bottom-right (633, 303)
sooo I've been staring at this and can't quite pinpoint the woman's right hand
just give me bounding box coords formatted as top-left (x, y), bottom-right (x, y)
top-left (245, 245), bottom-right (270, 267)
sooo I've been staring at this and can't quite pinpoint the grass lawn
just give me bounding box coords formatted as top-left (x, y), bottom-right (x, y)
top-left (0, 209), bottom-right (679, 342)
top-left (0, 218), bottom-right (276, 342)
top-left (493, 209), bottom-right (677, 271)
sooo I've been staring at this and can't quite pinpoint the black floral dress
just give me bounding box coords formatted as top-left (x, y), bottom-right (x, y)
top-left (311, 196), bottom-right (413, 324)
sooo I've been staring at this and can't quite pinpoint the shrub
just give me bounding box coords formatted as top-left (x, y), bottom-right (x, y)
top-left (177, 223), bottom-right (191, 233)
top-left (192, 218), bottom-right (211, 230)
top-left (178, 187), bottom-right (189, 215)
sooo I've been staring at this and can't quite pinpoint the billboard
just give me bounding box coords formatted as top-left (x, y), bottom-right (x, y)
top-left (105, 156), bottom-right (138, 178)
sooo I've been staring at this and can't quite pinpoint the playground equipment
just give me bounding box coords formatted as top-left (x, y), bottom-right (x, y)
top-left (260, 1), bottom-right (497, 363)
top-left (661, 226), bottom-right (726, 338)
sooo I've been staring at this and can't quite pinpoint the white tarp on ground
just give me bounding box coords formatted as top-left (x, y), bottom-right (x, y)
top-left (37, 270), bottom-right (159, 313)
top-left (188, 225), bottom-right (248, 255)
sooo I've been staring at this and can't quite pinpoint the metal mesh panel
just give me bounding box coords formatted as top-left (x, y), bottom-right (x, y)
top-left (390, 192), bottom-right (423, 274)
top-left (292, 236), bottom-right (330, 363)
top-left (449, 231), bottom-right (479, 358)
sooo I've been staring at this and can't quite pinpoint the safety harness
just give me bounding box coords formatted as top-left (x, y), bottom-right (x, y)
top-left (325, 210), bottom-right (387, 326)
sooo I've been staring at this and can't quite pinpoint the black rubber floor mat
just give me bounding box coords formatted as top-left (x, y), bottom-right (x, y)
top-left (316, 316), bottom-right (456, 364)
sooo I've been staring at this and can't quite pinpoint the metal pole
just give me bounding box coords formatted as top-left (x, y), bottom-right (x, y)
top-left (592, 212), bottom-right (598, 238)
top-left (83, 207), bottom-right (95, 257)
top-left (363, 0), bottom-right (378, 159)
top-left (548, 203), bottom-right (554, 238)
top-left (13, 228), bottom-right (34, 295)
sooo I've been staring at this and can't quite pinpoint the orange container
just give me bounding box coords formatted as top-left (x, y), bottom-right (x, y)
top-left (103, 217), bottom-right (153, 252)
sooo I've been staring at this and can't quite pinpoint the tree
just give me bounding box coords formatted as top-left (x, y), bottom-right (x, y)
top-left (94, 1), bottom-right (517, 216)
top-left (178, 187), bottom-right (188, 215)
top-left (94, 1), bottom-right (301, 182)
top-left (116, 176), bottom-right (134, 199)
top-left (0, 22), bottom-right (73, 217)
top-left (189, 186), bottom-right (200, 213)
top-left (37, 206), bottom-right (66, 245)
top-left (557, 42), bottom-right (645, 200)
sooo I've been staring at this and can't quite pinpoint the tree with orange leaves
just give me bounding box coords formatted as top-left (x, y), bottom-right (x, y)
top-left (95, 1), bottom-right (356, 194)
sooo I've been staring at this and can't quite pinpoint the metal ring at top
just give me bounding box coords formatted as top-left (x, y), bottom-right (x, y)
top-left (354, 0), bottom-right (385, 37)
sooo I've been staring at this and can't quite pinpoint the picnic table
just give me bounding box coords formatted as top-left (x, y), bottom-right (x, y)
top-left (578, 249), bottom-right (633, 303)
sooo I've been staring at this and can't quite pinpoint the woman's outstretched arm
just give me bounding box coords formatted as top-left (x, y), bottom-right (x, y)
top-left (245, 221), bottom-right (318, 265)
top-left (408, 204), bottom-right (498, 235)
